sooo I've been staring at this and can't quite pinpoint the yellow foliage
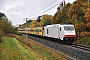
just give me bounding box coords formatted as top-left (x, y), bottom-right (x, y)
top-left (30, 20), bottom-right (38, 28)
top-left (38, 22), bottom-right (43, 27)
top-left (70, 14), bottom-right (78, 24)
top-left (75, 23), bottom-right (79, 32)
top-left (84, 8), bottom-right (90, 21)
top-left (40, 14), bottom-right (52, 24)
top-left (80, 32), bottom-right (85, 37)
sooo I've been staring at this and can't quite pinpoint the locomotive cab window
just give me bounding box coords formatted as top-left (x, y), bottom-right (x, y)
top-left (64, 26), bottom-right (74, 31)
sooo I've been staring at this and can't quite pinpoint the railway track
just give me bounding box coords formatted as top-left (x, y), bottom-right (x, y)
top-left (69, 44), bottom-right (90, 51)
top-left (41, 37), bottom-right (90, 52)
top-left (45, 38), bottom-right (90, 52)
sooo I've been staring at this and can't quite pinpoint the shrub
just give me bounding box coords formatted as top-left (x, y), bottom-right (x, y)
top-left (0, 29), bottom-right (2, 43)
top-left (78, 36), bottom-right (90, 46)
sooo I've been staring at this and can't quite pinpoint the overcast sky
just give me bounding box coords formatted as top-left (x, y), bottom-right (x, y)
top-left (0, 0), bottom-right (75, 26)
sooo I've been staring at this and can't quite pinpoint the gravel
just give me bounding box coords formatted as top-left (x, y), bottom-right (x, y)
top-left (22, 34), bottom-right (90, 60)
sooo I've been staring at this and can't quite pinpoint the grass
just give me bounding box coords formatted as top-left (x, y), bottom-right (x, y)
top-left (0, 37), bottom-right (39, 60)
top-left (0, 34), bottom-right (70, 60)
top-left (31, 42), bottom-right (69, 60)
top-left (13, 34), bottom-right (70, 60)
top-left (32, 45), bottom-right (57, 60)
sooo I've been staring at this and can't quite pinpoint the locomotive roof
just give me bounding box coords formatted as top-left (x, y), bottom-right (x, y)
top-left (44, 24), bottom-right (74, 27)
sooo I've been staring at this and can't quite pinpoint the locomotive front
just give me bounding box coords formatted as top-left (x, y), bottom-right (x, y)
top-left (63, 25), bottom-right (76, 43)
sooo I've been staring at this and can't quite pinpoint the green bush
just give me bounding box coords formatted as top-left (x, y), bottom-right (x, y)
top-left (78, 36), bottom-right (90, 46)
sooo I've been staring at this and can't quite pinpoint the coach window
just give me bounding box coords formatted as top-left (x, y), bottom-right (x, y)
top-left (47, 29), bottom-right (48, 34)
top-left (60, 27), bottom-right (61, 31)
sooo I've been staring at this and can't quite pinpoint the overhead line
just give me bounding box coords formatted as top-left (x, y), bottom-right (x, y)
top-left (29, 0), bottom-right (57, 17)
top-left (30, 2), bottom-right (61, 19)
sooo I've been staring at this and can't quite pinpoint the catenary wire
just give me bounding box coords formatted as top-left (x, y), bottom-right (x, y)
top-left (29, 0), bottom-right (58, 17)
top-left (30, 1), bottom-right (62, 19)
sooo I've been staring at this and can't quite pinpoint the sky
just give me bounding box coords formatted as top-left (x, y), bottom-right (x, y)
top-left (0, 0), bottom-right (75, 26)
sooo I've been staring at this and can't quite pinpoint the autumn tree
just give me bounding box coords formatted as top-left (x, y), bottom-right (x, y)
top-left (40, 14), bottom-right (52, 26)
top-left (10, 26), bottom-right (18, 34)
top-left (0, 12), bottom-right (18, 35)
top-left (52, 12), bottom-right (58, 24)
top-left (19, 24), bottom-right (26, 29)
top-left (67, 0), bottom-right (85, 23)
top-left (37, 22), bottom-right (43, 27)
top-left (29, 20), bottom-right (38, 28)
top-left (37, 16), bottom-right (42, 22)
top-left (52, 11), bottom-right (67, 24)
top-left (56, 11), bottom-right (66, 23)
top-left (52, 3), bottom-right (71, 24)
top-left (77, 22), bottom-right (86, 32)
top-left (61, 3), bottom-right (71, 23)
top-left (84, 8), bottom-right (90, 32)
top-left (43, 18), bottom-right (51, 26)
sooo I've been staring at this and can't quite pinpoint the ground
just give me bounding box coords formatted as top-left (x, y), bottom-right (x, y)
top-left (0, 34), bottom-right (70, 60)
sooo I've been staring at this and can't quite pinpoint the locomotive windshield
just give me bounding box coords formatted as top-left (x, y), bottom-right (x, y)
top-left (64, 26), bottom-right (74, 31)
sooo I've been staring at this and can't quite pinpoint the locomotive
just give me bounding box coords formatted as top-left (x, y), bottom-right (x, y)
top-left (19, 24), bottom-right (76, 43)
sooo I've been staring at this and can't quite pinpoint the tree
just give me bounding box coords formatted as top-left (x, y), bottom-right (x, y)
top-left (43, 18), bottom-right (51, 26)
top-left (0, 12), bottom-right (8, 20)
top-left (56, 11), bottom-right (67, 24)
top-left (84, 0), bottom-right (90, 32)
top-left (1, 20), bottom-right (12, 34)
top-left (62, 3), bottom-right (71, 14)
top-left (84, 8), bottom-right (90, 32)
top-left (27, 19), bottom-right (32, 23)
top-left (19, 24), bottom-right (26, 29)
top-left (52, 3), bottom-right (71, 24)
top-left (70, 14), bottom-right (78, 24)
top-left (52, 11), bottom-right (67, 24)
top-left (37, 16), bottom-right (42, 22)
top-left (10, 26), bottom-right (18, 34)
top-left (0, 12), bottom-right (17, 34)
top-left (0, 12), bottom-right (5, 17)
top-left (0, 18), bottom-right (11, 34)
top-left (29, 20), bottom-right (38, 28)
top-left (40, 14), bottom-right (52, 26)
top-left (74, 22), bottom-right (86, 34)
top-left (67, 0), bottom-right (85, 22)
top-left (52, 12), bottom-right (58, 24)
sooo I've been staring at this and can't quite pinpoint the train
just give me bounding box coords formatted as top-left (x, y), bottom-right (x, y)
top-left (18, 24), bottom-right (76, 43)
